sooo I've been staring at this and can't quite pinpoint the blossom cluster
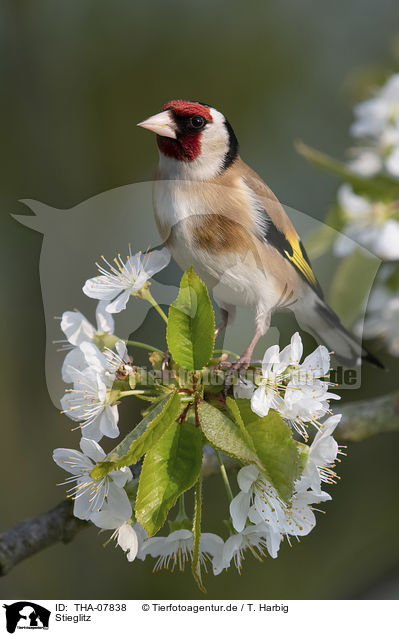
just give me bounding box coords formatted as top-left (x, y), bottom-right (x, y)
top-left (330, 73), bottom-right (399, 357)
top-left (349, 74), bottom-right (399, 179)
top-left (234, 332), bottom-right (340, 440)
top-left (54, 247), bottom-right (170, 561)
top-left (219, 415), bottom-right (340, 573)
top-left (53, 246), bottom-right (343, 579)
top-left (135, 406), bottom-right (342, 575)
top-left (334, 74), bottom-right (399, 260)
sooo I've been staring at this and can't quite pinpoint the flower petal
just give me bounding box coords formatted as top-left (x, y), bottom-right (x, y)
top-left (118, 523), bottom-right (139, 561)
top-left (251, 386), bottom-right (273, 417)
top-left (90, 509), bottom-right (125, 530)
top-left (53, 448), bottom-right (92, 474)
top-left (111, 466), bottom-right (132, 488)
top-left (115, 340), bottom-right (129, 362)
top-left (73, 479), bottom-right (98, 519)
top-left (140, 537), bottom-right (165, 558)
top-left (61, 347), bottom-right (87, 383)
top-left (261, 345), bottom-right (280, 376)
top-left (79, 416), bottom-right (104, 443)
top-left (199, 533), bottom-right (224, 556)
top-left (221, 534), bottom-right (245, 570)
top-left (230, 491), bottom-right (251, 533)
top-left (237, 464), bottom-right (259, 492)
top-left (96, 300), bottom-right (115, 333)
top-left (104, 481), bottom-right (132, 521)
top-left (99, 405), bottom-right (120, 439)
top-left (337, 184), bottom-right (372, 217)
top-left (106, 290), bottom-right (131, 314)
top-left (289, 332), bottom-right (303, 365)
top-left (373, 220), bottom-right (399, 260)
top-left (301, 346), bottom-right (330, 378)
top-left (79, 438), bottom-right (106, 462)
top-left (80, 342), bottom-right (108, 375)
top-left (141, 248), bottom-right (171, 278)
top-left (83, 275), bottom-right (119, 301)
top-left (61, 310), bottom-right (96, 346)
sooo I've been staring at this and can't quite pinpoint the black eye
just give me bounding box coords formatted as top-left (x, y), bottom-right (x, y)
top-left (189, 115), bottom-right (206, 130)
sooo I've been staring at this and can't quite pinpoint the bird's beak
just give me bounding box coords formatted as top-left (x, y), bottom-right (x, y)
top-left (137, 110), bottom-right (177, 139)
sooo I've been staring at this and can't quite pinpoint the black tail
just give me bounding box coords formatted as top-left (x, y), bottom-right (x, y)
top-left (297, 298), bottom-right (384, 369)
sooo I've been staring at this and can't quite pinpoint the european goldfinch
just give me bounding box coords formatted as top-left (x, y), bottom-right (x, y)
top-left (138, 99), bottom-right (381, 369)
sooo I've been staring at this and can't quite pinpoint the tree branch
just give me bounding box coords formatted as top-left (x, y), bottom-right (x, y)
top-left (1, 391), bottom-right (399, 577)
top-left (0, 500), bottom-right (86, 576)
top-left (336, 391), bottom-right (399, 441)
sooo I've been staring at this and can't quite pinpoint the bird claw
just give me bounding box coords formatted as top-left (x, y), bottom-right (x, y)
top-left (223, 356), bottom-right (252, 396)
top-left (161, 350), bottom-right (171, 371)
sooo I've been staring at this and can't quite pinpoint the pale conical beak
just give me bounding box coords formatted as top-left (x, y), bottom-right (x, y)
top-left (137, 110), bottom-right (177, 139)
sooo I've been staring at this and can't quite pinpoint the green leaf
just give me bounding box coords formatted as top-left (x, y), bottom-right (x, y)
top-left (233, 398), bottom-right (260, 425)
top-left (329, 248), bottom-right (380, 327)
top-left (90, 392), bottom-right (181, 479)
top-left (296, 442), bottom-right (310, 474)
top-left (167, 267), bottom-right (215, 370)
top-left (135, 414), bottom-right (203, 536)
top-left (245, 411), bottom-right (300, 502)
top-left (198, 401), bottom-right (260, 466)
top-left (226, 397), bottom-right (257, 454)
top-left (191, 479), bottom-right (206, 593)
top-left (296, 140), bottom-right (399, 201)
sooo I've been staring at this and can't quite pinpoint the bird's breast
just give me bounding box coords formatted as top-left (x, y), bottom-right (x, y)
top-left (152, 179), bottom-right (286, 309)
top-left (153, 178), bottom-right (256, 246)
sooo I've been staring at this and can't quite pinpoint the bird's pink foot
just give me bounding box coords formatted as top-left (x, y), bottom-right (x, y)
top-left (223, 354), bottom-right (255, 395)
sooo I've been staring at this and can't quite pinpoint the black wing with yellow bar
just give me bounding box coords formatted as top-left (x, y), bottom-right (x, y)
top-left (259, 207), bottom-right (324, 299)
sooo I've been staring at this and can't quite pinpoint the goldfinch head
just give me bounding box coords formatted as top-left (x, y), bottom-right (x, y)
top-left (138, 99), bottom-right (239, 179)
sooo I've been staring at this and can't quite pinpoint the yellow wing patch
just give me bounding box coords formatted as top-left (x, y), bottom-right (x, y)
top-left (284, 230), bottom-right (319, 290)
top-left (255, 202), bottom-right (323, 296)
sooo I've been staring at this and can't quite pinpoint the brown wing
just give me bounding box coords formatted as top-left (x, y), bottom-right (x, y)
top-left (237, 158), bottom-right (324, 298)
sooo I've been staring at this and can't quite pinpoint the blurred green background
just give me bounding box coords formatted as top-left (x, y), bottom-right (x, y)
top-left (1, 0), bottom-right (399, 600)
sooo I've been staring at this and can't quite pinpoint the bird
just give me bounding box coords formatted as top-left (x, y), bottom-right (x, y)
top-left (137, 99), bottom-right (382, 370)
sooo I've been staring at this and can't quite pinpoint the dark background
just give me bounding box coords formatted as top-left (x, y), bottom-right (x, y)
top-left (1, 0), bottom-right (399, 599)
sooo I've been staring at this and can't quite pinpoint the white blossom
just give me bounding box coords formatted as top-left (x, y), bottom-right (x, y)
top-left (295, 414), bottom-right (342, 493)
top-left (250, 344), bottom-right (287, 418)
top-left (60, 363), bottom-right (119, 442)
top-left (334, 185), bottom-right (399, 261)
top-left (230, 464), bottom-right (332, 549)
top-left (348, 150), bottom-right (383, 178)
top-left (229, 465), bottom-right (287, 534)
top-left (249, 489), bottom-right (331, 540)
top-left (112, 523), bottom-right (139, 562)
top-left (83, 247), bottom-right (170, 313)
top-left (60, 340), bottom-right (133, 442)
top-left (90, 506), bottom-right (147, 563)
top-left (212, 523), bottom-right (282, 575)
top-left (59, 301), bottom-right (115, 383)
top-left (103, 340), bottom-right (134, 378)
top-left (140, 529), bottom-right (223, 572)
top-left (250, 333), bottom-right (339, 439)
top-left (362, 292), bottom-right (399, 356)
top-left (53, 438), bottom-right (132, 521)
top-left (280, 380), bottom-right (340, 440)
top-left (349, 73), bottom-right (399, 178)
top-left (61, 301), bottom-right (114, 348)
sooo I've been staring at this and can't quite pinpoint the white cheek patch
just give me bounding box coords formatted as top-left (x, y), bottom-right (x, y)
top-left (198, 107), bottom-right (230, 174)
